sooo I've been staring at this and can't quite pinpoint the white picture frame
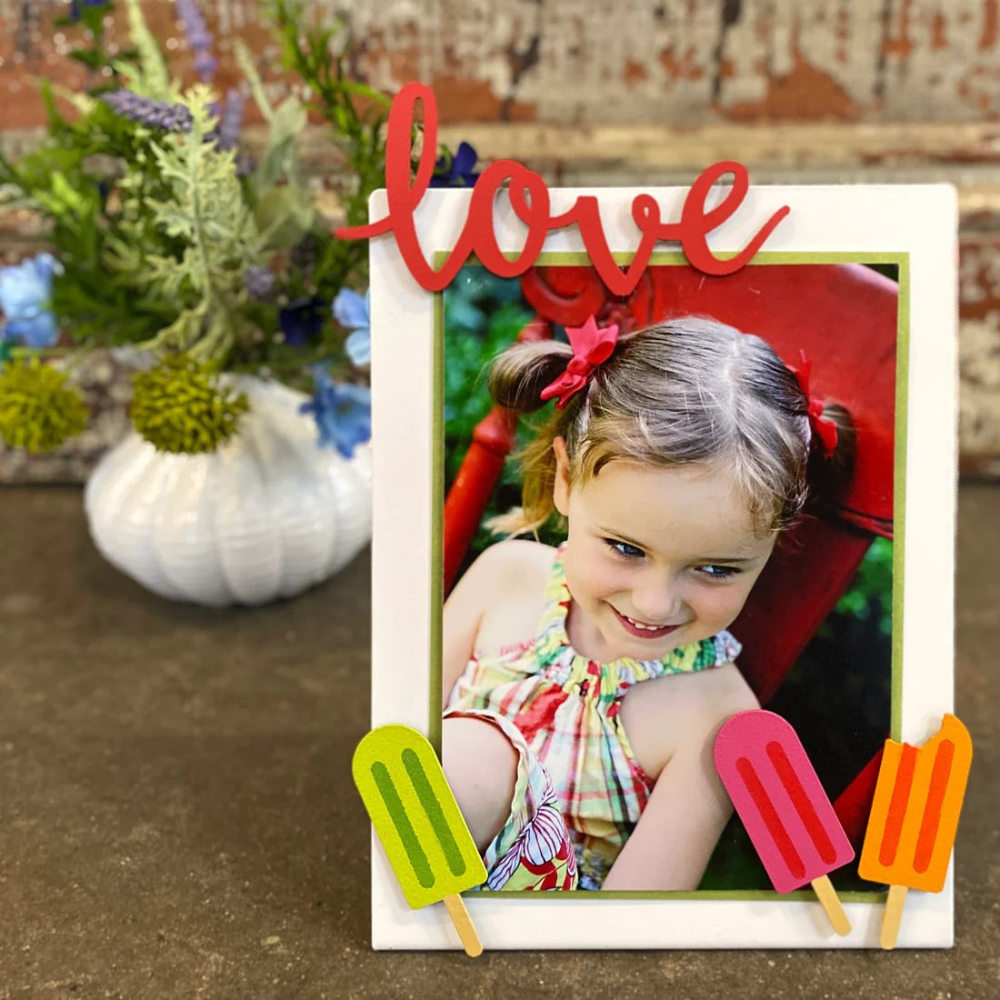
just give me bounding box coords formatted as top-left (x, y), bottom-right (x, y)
top-left (366, 181), bottom-right (958, 949)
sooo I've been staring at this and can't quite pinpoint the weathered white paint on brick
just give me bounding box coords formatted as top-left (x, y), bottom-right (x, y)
top-left (319, 0), bottom-right (1000, 123)
top-left (958, 236), bottom-right (1000, 473)
top-left (2, 1), bottom-right (999, 123)
top-left (3, 0), bottom-right (1000, 476)
top-left (961, 240), bottom-right (1000, 307)
top-left (960, 314), bottom-right (1000, 464)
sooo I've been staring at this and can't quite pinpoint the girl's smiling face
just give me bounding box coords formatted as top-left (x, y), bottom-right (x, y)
top-left (552, 438), bottom-right (776, 663)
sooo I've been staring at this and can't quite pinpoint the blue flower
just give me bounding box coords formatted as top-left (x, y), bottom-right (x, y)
top-left (279, 297), bottom-right (325, 346)
top-left (300, 367), bottom-right (371, 459)
top-left (68, 0), bottom-right (108, 23)
top-left (332, 288), bottom-right (370, 366)
top-left (429, 141), bottom-right (480, 188)
top-left (0, 252), bottom-right (63, 348)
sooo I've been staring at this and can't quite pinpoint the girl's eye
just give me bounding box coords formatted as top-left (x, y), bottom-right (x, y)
top-left (695, 564), bottom-right (740, 581)
top-left (605, 539), bottom-right (644, 560)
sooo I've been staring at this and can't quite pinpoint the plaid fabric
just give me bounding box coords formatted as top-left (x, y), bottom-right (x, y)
top-left (444, 708), bottom-right (578, 891)
top-left (447, 545), bottom-right (740, 891)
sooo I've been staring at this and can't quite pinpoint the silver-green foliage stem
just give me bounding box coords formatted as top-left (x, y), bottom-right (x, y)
top-left (120, 0), bottom-right (174, 100)
top-left (107, 84), bottom-right (266, 364)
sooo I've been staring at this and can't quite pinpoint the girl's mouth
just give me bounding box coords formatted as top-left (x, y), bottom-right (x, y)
top-left (611, 607), bottom-right (683, 640)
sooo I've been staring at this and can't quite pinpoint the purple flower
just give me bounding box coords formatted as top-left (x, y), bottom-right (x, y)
top-left (300, 367), bottom-right (371, 458)
top-left (100, 90), bottom-right (193, 132)
top-left (332, 288), bottom-right (370, 366)
top-left (0, 252), bottom-right (63, 348)
top-left (429, 141), bottom-right (480, 188)
top-left (243, 265), bottom-right (275, 301)
top-left (279, 297), bottom-right (325, 346)
top-left (175, 0), bottom-right (217, 83)
top-left (216, 88), bottom-right (246, 151)
top-left (235, 152), bottom-right (256, 177)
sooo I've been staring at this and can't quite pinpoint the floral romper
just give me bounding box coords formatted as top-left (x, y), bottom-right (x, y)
top-left (445, 546), bottom-right (741, 891)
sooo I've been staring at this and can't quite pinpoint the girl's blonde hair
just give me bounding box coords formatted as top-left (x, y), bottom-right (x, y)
top-left (488, 317), bottom-right (854, 537)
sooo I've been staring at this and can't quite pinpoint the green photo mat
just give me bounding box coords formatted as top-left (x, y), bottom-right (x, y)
top-left (429, 250), bottom-right (909, 902)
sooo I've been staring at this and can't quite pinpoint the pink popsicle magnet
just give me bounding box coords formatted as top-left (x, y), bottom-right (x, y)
top-left (714, 709), bottom-right (855, 936)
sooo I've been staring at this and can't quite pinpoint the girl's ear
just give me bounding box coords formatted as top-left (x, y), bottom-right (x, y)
top-left (552, 436), bottom-right (571, 516)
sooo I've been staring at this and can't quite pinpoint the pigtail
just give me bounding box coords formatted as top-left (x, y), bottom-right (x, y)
top-left (485, 341), bottom-right (579, 536)
top-left (488, 340), bottom-right (574, 413)
top-left (804, 401), bottom-right (856, 515)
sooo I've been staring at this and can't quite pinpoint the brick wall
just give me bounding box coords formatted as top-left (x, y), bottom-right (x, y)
top-left (2, 0), bottom-right (998, 478)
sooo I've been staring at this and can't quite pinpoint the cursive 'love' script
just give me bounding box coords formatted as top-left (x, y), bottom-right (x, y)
top-left (335, 82), bottom-right (790, 295)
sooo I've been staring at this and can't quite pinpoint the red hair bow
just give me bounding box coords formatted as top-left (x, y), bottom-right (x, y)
top-left (786, 349), bottom-right (838, 457)
top-left (540, 316), bottom-right (620, 409)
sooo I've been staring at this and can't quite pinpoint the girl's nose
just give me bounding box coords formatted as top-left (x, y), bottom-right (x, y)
top-left (630, 574), bottom-right (686, 624)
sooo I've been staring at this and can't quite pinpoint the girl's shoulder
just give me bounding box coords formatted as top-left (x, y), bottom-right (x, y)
top-left (638, 662), bottom-right (759, 731)
top-left (462, 538), bottom-right (556, 591)
top-left (620, 663), bottom-right (759, 781)
top-left (461, 540), bottom-right (557, 651)
top-left (480, 537), bottom-right (556, 572)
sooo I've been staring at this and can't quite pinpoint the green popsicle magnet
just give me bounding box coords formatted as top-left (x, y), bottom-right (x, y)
top-left (353, 724), bottom-right (488, 955)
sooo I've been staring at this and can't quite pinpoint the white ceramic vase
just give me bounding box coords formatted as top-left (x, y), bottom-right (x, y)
top-left (83, 376), bottom-right (372, 607)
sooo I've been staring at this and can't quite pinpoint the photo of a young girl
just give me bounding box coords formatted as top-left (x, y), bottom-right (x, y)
top-left (439, 262), bottom-right (898, 894)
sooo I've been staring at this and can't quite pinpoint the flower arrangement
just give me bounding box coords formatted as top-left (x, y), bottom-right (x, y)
top-left (0, 0), bottom-right (476, 460)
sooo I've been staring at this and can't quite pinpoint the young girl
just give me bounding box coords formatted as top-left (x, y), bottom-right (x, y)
top-left (441, 315), bottom-right (852, 892)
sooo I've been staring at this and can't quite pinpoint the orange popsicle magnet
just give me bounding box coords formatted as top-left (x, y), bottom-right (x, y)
top-left (858, 714), bottom-right (972, 949)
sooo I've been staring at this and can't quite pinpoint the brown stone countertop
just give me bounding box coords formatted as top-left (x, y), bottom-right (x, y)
top-left (0, 486), bottom-right (996, 999)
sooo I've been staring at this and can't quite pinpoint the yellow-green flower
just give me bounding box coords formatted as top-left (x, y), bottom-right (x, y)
top-left (0, 358), bottom-right (88, 453)
top-left (130, 354), bottom-right (249, 454)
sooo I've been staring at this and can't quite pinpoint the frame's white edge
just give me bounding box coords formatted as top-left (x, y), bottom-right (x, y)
top-left (368, 183), bottom-right (959, 950)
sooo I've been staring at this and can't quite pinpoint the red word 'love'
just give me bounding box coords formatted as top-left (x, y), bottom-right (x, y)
top-left (335, 82), bottom-right (789, 295)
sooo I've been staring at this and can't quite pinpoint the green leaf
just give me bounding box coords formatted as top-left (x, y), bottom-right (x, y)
top-left (50, 171), bottom-right (90, 216)
top-left (253, 96), bottom-right (308, 191)
top-left (67, 50), bottom-right (105, 71)
top-left (339, 79), bottom-right (392, 106)
top-left (79, 4), bottom-right (112, 33)
top-left (121, 0), bottom-right (172, 99)
top-left (256, 186), bottom-right (316, 250)
top-left (233, 38), bottom-right (275, 122)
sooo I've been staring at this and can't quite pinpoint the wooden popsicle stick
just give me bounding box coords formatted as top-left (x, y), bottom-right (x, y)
top-left (880, 884), bottom-right (908, 950)
top-left (443, 893), bottom-right (483, 957)
top-left (810, 874), bottom-right (852, 936)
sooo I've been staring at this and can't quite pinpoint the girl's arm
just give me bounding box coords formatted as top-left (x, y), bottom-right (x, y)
top-left (601, 666), bottom-right (758, 891)
top-left (441, 556), bottom-right (487, 710)
top-left (442, 540), bottom-right (552, 709)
